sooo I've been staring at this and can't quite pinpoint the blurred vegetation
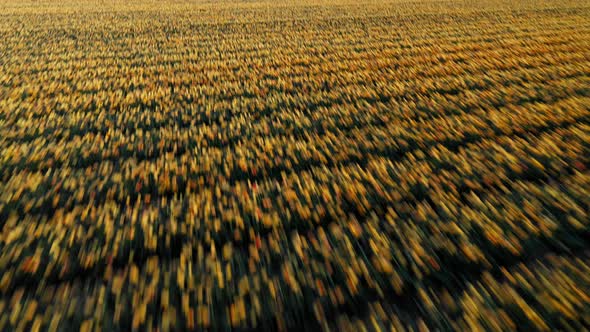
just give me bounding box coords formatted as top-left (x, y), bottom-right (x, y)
top-left (0, 0), bottom-right (589, 330)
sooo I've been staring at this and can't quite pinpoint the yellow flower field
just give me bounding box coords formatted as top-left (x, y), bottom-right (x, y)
top-left (0, 0), bottom-right (589, 330)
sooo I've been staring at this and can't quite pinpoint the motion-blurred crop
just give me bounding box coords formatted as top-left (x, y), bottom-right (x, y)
top-left (0, 0), bottom-right (589, 330)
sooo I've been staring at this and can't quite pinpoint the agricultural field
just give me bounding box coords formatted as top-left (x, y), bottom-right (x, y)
top-left (1, 0), bottom-right (589, 330)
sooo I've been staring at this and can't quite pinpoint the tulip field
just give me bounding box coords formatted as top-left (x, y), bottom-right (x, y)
top-left (0, 0), bottom-right (589, 330)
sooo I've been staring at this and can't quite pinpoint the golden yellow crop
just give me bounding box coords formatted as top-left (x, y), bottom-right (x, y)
top-left (0, 0), bottom-right (589, 330)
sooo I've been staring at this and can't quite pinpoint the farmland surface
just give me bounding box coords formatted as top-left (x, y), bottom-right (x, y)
top-left (1, 0), bottom-right (590, 330)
